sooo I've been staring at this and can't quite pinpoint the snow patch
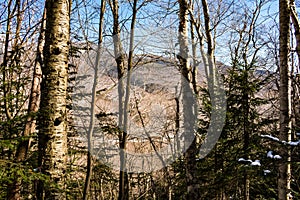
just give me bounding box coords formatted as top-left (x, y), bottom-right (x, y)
top-left (261, 135), bottom-right (300, 146)
top-left (263, 169), bottom-right (271, 175)
top-left (261, 134), bottom-right (280, 142)
top-left (274, 155), bottom-right (282, 159)
top-left (251, 160), bottom-right (261, 166)
top-left (282, 140), bottom-right (300, 146)
top-left (238, 158), bottom-right (261, 166)
top-left (267, 151), bottom-right (273, 158)
top-left (267, 151), bottom-right (282, 159)
top-left (238, 158), bottom-right (252, 163)
top-left (287, 140), bottom-right (300, 146)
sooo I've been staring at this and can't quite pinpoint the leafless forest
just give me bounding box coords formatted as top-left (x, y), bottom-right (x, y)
top-left (0, 0), bottom-right (300, 199)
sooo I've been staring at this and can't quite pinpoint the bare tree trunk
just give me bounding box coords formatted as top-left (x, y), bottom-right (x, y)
top-left (108, 0), bottom-right (125, 135)
top-left (201, 0), bottom-right (216, 93)
top-left (83, 0), bottom-right (106, 199)
top-left (278, 0), bottom-right (292, 199)
top-left (119, 0), bottom-right (138, 199)
top-left (108, 0), bottom-right (127, 198)
top-left (177, 0), bottom-right (198, 199)
top-left (189, 5), bottom-right (198, 96)
top-left (13, 0), bottom-right (21, 49)
top-left (37, 0), bottom-right (70, 199)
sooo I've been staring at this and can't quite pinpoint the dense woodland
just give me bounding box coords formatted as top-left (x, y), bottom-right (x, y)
top-left (0, 0), bottom-right (300, 199)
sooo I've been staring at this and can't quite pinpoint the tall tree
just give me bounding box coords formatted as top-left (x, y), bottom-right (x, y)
top-left (108, 0), bottom-right (140, 198)
top-left (278, 0), bottom-right (292, 199)
top-left (108, 0), bottom-right (127, 198)
top-left (119, 0), bottom-right (138, 198)
top-left (37, 0), bottom-right (71, 199)
top-left (177, 0), bottom-right (198, 198)
top-left (83, 0), bottom-right (106, 199)
top-left (201, 0), bottom-right (216, 92)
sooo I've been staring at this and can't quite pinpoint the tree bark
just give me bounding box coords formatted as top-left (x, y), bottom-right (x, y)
top-left (118, 0), bottom-right (137, 199)
top-left (201, 0), bottom-right (216, 95)
top-left (108, 0), bottom-right (127, 198)
top-left (177, 0), bottom-right (199, 199)
top-left (37, 0), bottom-right (70, 199)
top-left (83, 0), bottom-right (106, 199)
top-left (279, 0), bottom-right (292, 199)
